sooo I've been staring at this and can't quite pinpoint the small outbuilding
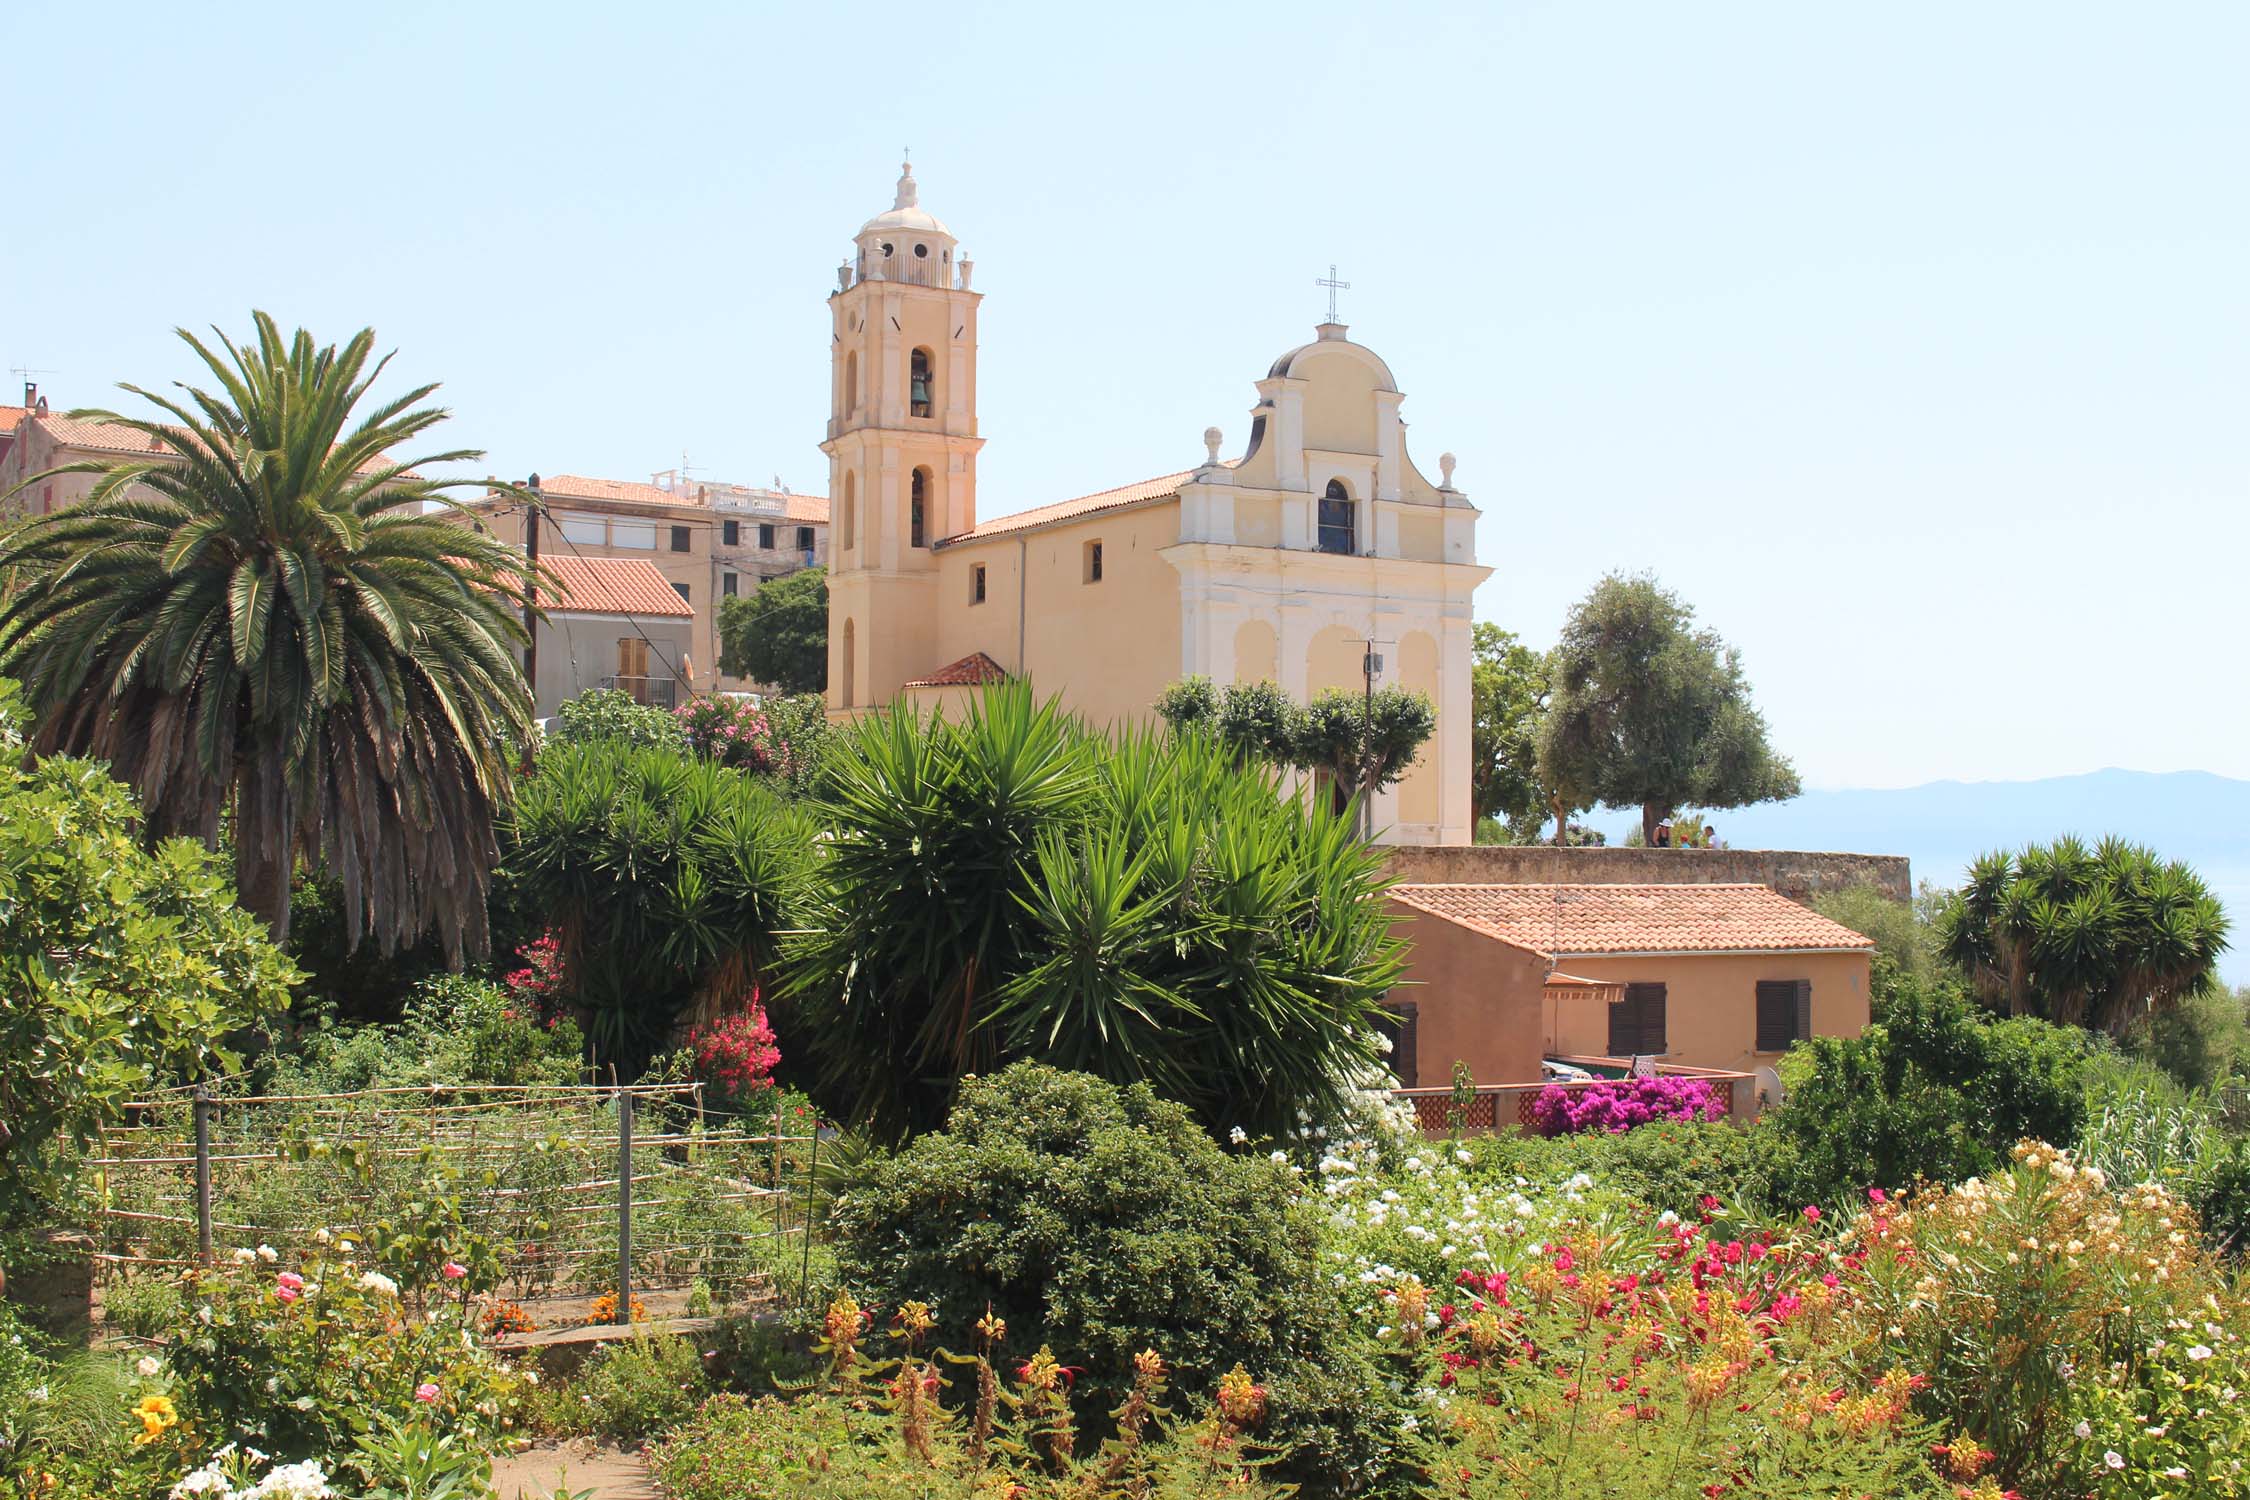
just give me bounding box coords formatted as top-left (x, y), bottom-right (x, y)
top-left (1383, 883), bottom-right (1874, 1088)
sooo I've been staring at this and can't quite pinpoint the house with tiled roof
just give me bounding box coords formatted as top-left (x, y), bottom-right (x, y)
top-left (820, 162), bottom-right (1489, 844)
top-left (458, 470), bottom-right (828, 699)
top-left (1382, 883), bottom-right (1874, 1089)
top-left (523, 555), bottom-right (696, 718)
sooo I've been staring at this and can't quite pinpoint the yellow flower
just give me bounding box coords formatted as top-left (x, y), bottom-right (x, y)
top-left (130, 1392), bottom-right (178, 1443)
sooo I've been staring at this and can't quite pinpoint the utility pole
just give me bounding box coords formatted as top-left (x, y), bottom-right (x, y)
top-left (522, 474), bottom-right (542, 689)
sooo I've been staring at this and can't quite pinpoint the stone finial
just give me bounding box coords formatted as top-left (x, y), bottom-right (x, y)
top-left (1438, 452), bottom-right (1457, 489)
top-left (838, 260), bottom-right (853, 292)
top-left (959, 258), bottom-right (974, 290)
top-left (1203, 426), bottom-right (1224, 465)
top-left (894, 159), bottom-right (918, 210)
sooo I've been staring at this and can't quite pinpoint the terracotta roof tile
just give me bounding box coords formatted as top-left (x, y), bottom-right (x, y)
top-left (902, 651), bottom-right (1009, 688)
top-left (534, 556), bottom-right (694, 618)
top-left (0, 406), bottom-right (28, 436)
top-left (538, 474), bottom-right (696, 508)
top-left (936, 462), bottom-right (1238, 547)
top-left (1389, 884), bottom-right (1874, 957)
top-left (25, 413), bottom-right (410, 475)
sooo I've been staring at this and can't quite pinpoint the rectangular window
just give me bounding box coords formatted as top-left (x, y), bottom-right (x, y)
top-left (1383, 1003), bottom-right (1420, 1089)
top-left (797, 525), bottom-right (815, 551)
top-left (721, 572), bottom-right (738, 598)
top-left (610, 520), bottom-right (656, 549)
top-left (670, 525), bottom-right (691, 553)
top-left (1607, 983), bottom-right (1667, 1058)
top-left (722, 519), bottom-right (740, 547)
top-left (970, 564), bottom-right (987, 604)
top-left (1084, 539), bottom-right (1104, 583)
top-left (557, 510), bottom-right (606, 545)
top-left (617, 638), bottom-right (649, 677)
top-left (672, 581), bottom-right (691, 605)
top-left (757, 523), bottom-right (775, 549)
top-left (1755, 979), bottom-right (1813, 1052)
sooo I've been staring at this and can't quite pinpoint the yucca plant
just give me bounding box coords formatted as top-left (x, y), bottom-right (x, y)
top-left (0, 313), bottom-right (535, 956)
top-left (1938, 835), bottom-right (2230, 1035)
top-left (787, 683), bottom-right (1401, 1141)
top-left (505, 740), bottom-right (816, 1068)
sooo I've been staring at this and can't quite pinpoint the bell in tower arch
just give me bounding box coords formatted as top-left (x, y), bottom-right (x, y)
top-left (909, 347), bottom-right (934, 418)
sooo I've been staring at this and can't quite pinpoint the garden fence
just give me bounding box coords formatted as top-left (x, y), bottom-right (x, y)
top-left (84, 1081), bottom-right (824, 1327)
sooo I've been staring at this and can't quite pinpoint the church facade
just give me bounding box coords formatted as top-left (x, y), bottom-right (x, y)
top-left (822, 164), bottom-right (1490, 844)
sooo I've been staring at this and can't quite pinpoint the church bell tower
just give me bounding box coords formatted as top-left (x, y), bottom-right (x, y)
top-left (823, 159), bottom-right (983, 712)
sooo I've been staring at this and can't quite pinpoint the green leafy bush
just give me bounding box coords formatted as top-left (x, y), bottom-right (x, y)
top-left (269, 973), bottom-right (582, 1093)
top-left (568, 1333), bottom-right (710, 1442)
top-left (1470, 1118), bottom-right (1771, 1218)
top-left (832, 1064), bottom-right (1399, 1492)
top-left (548, 686), bottom-right (685, 752)
top-left (1753, 976), bottom-right (2094, 1209)
top-left (0, 698), bottom-right (297, 1232)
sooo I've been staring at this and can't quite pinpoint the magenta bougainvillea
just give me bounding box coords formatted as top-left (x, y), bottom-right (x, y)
top-left (503, 931), bottom-right (569, 1020)
top-left (1528, 1075), bottom-right (1726, 1136)
top-left (684, 1005), bottom-right (781, 1104)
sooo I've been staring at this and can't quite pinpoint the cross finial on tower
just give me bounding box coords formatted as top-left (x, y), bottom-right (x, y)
top-left (894, 153), bottom-right (918, 210)
top-left (1315, 264), bottom-right (1351, 324)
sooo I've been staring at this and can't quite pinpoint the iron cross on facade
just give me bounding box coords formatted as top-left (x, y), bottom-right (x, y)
top-left (1316, 264), bottom-right (1351, 323)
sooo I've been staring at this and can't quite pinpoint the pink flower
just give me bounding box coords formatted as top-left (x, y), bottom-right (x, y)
top-left (441, 1261), bottom-right (467, 1281)
top-left (414, 1383), bottom-right (440, 1404)
top-left (1802, 1205), bottom-right (1821, 1223)
top-left (276, 1271), bottom-right (305, 1291)
top-left (1867, 1186), bottom-right (1888, 1203)
top-left (275, 1285), bottom-right (301, 1304)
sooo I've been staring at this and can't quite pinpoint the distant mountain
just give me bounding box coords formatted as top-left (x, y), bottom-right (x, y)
top-left (1585, 769), bottom-right (2250, 982)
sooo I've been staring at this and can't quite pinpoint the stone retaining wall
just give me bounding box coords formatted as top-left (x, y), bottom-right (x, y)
top-left (1383, 846), bottom-right (1911, 905)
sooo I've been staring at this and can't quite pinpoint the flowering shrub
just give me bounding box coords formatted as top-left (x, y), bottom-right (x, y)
top-left (1844, 1140), bottom-right (2250, 1495)
top-left (501, 931), bottom-right (569, 1019)
top-left (682, 1004), bottom-right (781, 1107)
top-left (677, 696), bottom-right (780, 772)
top-left (1400, 1218), bottom-right (1948, 1498)
top-left (1528, 1076), bottom-right (1726, 1136)
top-left (154, 1247), bottom-right (527, 1479)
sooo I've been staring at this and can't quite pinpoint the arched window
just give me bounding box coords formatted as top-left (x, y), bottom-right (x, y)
top-left (1317, 479), bottom-right (1356, 555)
top-left (840, 618), bottom-right (857, 707)
top-left (909, 347), bottom-right (934, 418)
top-left (910, 467), bottom-right (929, 547)
top-left (843, 350), bottom-right (858, 416)
top-left (841, 470), bottom-right (856, 552)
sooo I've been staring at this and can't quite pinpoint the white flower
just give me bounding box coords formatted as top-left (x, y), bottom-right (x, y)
top-left (2189, 1345), bottom-right (2215, 1362)
top-left (313, 1228), bottom-right (332, 1245)
top-left (1657, 1210), bottom-right (1680, 1227)
top-left (356, 1271), bottom-right (399, 1297)
top-left (2105, 1451), bottom-right (2126, 1470)
top-left (1228, 1126), bottom-right (1248, 1145)
top-left (523, 1370), bottom-right (540, 1386)
top-left (26, 1385), bottom-right (47, 1403)
top-left (136, 1355), bottom-right (163, 1378)
top-left (170, 1465), bottom-right (232, 1499)
top-left (256, 1244), bottom-right (279, 1263)
top-left (245, 1458), bottom-right (336, 1499)
top-left (2075, 1420), bottom-right (2092, 1438)
top-left (2082, 1167), bottom-right (2106, 1190)
top-left (1454, 1149), bottom-right (1472, 1164)
top-left (231, 1247), bottom-right (258, 1265)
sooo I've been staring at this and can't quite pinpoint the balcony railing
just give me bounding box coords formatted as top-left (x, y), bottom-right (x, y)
top-left (1394, 1062), bottom-right (1759, 1135)
top-left (599, 674), bottom-right (677, 710)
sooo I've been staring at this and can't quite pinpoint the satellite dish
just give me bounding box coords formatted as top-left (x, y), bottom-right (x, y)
top-left (1754, 1066), bottom-right (1785, 1110)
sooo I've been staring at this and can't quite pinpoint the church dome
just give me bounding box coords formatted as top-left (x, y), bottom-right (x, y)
top-left (859, 159), bottom-right (951, 238)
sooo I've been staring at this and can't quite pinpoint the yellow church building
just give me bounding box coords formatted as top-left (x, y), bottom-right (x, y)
top-left (823, 162), bottom-right (1491, 845)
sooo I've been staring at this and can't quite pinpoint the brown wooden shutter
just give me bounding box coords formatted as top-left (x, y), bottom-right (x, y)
top-left (1611, 984), bottom-right (1666, 1056)
top-left (1757, 979), bottom-right (1813, 1051)
top-left (1386, 1003), bottom-right (1420, 1089)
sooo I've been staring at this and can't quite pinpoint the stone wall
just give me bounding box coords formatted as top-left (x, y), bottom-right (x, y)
top-left (1383, 845), bottom-right (1911, 906)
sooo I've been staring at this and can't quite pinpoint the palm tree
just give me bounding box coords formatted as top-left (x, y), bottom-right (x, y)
top-left (0, 313), bottom-right (536, 957)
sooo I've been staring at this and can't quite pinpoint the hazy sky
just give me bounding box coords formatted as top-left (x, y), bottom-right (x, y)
top-left (5, 2), bottom-right (2244, 789)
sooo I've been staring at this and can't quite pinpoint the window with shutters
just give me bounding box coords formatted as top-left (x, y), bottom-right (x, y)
top-left (1383, 1003), bottom-right (1420, 1089)
top-left (1317, 479), bottom-right (1355, 554)
top-left (722, 519), bottom-right (740, 547)
top-left (797, 525), bottom-right (815, 552)
top-left (721, 572), bottom-right (738, 598)
top-left (970, 564), bottom-right (987, 605)
top-left (757, 523), bottom-right (775, 550)
top-left (1607, 983), bottom-right (1667, 1057)
top-left (670, 525), bottom-right (691, 553)
top-left (1755, 979), bottom-right (1813, 1052)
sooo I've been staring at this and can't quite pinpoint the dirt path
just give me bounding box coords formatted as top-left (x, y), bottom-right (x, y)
top-left (490, 1440), bottom-right (657, 1500)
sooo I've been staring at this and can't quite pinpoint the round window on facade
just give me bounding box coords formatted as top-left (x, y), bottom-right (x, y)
top-left (914, 243), bottom-right (928, 258)
top-left (881, 242), bottom-right (894, 258)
